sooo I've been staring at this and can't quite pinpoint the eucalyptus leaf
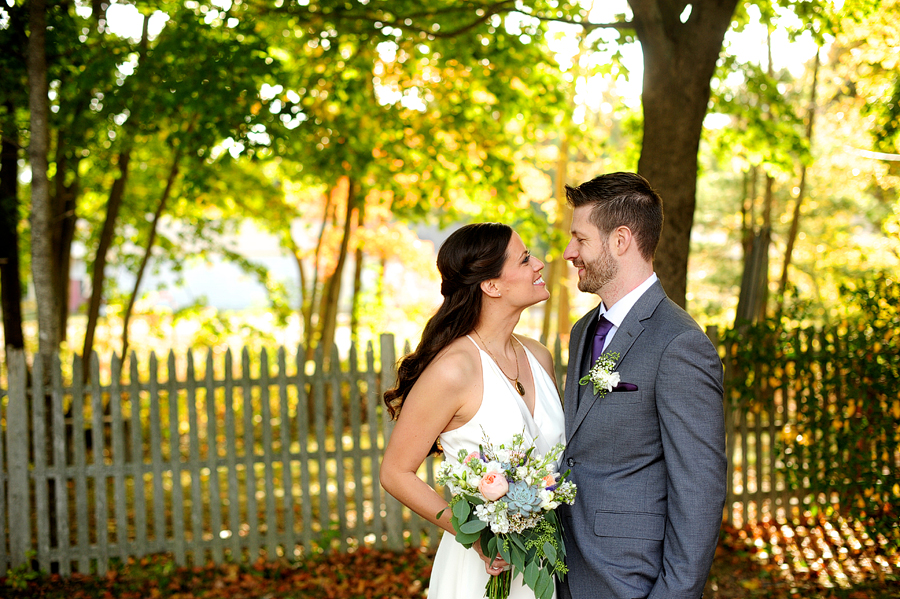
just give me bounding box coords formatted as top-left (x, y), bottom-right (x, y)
top-left (452, 499), bottom-right (470, 522)
top-left (535, 568), bottom-right (552, 598)
top-left (455, 529), bottom-right (481, 547)
top-left (459, 518), bottom-right (487, 534)
top-left (524, 560), bottom-right (539, 589)
top-left (543, 541), bottom-right (557, 565)
top-left (511, 543), bottom-right (526, 573)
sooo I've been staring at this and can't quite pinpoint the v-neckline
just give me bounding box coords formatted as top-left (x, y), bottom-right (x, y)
top-left (468, 335), bottom-right (537, 418)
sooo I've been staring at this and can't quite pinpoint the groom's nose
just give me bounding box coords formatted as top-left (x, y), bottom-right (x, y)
top-left (563, 239), bottom-right (577, 261)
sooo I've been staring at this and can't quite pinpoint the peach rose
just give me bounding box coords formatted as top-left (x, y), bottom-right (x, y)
top-left (542, 474), bottom-right (558, 488)
top-left (464, 451), bottom-right (481, 464)
top-left (479, 471), bottom-right (509, 501)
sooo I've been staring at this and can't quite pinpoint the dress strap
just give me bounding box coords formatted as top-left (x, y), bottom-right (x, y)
top-left (464, 334), bottom-right (480, 349)
top-left (470, 333), bottom-right (551, 456)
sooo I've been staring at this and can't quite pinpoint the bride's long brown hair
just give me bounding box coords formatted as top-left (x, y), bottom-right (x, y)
top-left (383, 223), bottom-right (513, 452)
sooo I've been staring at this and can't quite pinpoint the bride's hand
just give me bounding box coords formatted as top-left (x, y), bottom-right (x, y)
top-left (473, 539), bottom-right (509, 576)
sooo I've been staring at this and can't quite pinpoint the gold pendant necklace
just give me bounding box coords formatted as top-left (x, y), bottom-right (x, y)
top-left (473, 329), bottom-right (526, 396)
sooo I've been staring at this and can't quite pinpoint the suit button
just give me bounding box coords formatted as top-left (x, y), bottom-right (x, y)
top-left (566, 457), bottom-right (575, 467)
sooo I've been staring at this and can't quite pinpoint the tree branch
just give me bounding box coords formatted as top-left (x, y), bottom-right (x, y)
top-left (255, 0), bottom-right (632, 40)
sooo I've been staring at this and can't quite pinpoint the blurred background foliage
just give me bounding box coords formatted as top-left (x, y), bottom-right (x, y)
top-left (0, 0), bottom-right (897, 365)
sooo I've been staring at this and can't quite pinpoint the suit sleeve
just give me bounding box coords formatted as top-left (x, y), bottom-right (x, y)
top-left (648, 328), bottom-right (726, 599)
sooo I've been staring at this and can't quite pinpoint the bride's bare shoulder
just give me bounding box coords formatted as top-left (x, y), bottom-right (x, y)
top-left (424, 336), bottom-right (481, 382)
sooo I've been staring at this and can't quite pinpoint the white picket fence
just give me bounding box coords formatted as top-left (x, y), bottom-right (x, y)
top-left (1, 335), bottom-right (454, 576)
top-left (0, 328), bottom-right (805, 577)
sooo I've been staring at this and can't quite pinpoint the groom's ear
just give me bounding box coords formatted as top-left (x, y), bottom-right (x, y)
top-left (480, 279), bottom-right (502, 298)
top-left (613, 226), bottom-right (633, 256)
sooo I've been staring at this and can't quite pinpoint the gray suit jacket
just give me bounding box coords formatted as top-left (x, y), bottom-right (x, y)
top-left (557, 281), bottom-right (726, 599)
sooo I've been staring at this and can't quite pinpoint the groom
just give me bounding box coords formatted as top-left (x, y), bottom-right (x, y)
top-left (557, 172), bottom-right (726, 599)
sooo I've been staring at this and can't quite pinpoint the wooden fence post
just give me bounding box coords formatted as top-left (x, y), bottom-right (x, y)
top-left (7, 349), bottom-right (31, 568)
top-left (379, 334), bottom-right (404, 551)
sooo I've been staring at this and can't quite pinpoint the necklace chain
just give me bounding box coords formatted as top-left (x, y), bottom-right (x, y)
top-left (473, 329), bottom-right (526, 396)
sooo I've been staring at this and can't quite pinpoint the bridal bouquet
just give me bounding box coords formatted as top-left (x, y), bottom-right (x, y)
top-left (436, 431), bottom-right (576, 599)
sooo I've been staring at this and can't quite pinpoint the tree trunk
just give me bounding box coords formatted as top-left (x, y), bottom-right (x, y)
top-left (303, 187), bottom-right (336, 358)
top-left (631, 0), bottom-right (740, 308)
top-left (740, 168), bottom-right (755, 261)
top-left (734, 227), bottom-right (770, 325)
top-left (542, 134), bottom-right (570, 342)
top-left (121, 149), bottom-right (181, 362)
top-left (286, 232), bottom-right (307, 332)
top-left (0, 101), bottom-right (25, 355)
top-left (28, 0), bottom-right (60, 367)
top-left (82, 14), bottom-right (149, 379)
top-left (350, 200), bottom-right (365, 344)
top-left (82, 150), bottom-right (130, 381)
top-left (51, 128), bottom-right (81, 344)
top-left (755, 174), bottom-right (774, 321)
top-left (779, 50), bottom-right (820, 304)
top-left (317, 177), bottom-right (355, 367)
top-left (753, 28), bottom-right (779, 322)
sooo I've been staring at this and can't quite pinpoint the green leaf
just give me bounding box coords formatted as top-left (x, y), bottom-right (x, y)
top-left (452, 499), bottom-right (470, 522)
top-left (543, 541), bottom-right (557, 565)
top-left (459, 519), bottom-right (487, 534)
top-left (511, 543), bottom-right (526, 573)
top-left (535, 569), bottom-right (553, 598)
top-left (455, 529), bottom-right (481, 547)
top-left (498, 538), bottom-right (512, 563)
top-left (486, 535), bottom-right (498, 558)
top-left (524, 560), bottom-right (539, 589)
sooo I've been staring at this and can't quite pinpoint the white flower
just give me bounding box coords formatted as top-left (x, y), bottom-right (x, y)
top-left (484, 460), bottom-right (504, 474)
top-left (476, 501), bottom-right (511, 534)
top-left (579, 351), bottom-right (622, 397)
top-left (539, 489), bottom-right (558, 510)
top-left (597, 369), bottom-right (620, 391)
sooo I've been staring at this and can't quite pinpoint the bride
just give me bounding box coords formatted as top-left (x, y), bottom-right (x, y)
top-left (380, 222), bottom-right (565, 598)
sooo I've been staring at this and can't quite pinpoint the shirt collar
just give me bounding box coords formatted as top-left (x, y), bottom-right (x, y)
top-left (599, 273), bottom-right (658, 327)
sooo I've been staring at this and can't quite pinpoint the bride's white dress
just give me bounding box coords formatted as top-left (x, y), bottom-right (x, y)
top-left (427, 336), bottom-right (565, 599)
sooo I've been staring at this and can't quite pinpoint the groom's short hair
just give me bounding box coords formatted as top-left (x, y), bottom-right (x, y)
top-left (565, 172), bottom-right (664, 262)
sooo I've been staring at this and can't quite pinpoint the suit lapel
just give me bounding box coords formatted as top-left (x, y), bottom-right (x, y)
top-left (564, 305), bottom-right (600, 436)
top-left (566, 282), bottom-right (666, 442)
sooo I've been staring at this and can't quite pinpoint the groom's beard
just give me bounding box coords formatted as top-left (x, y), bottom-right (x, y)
top-left (576, 245), bottom-right (617, 295)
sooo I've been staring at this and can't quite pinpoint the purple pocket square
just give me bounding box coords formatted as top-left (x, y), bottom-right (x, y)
top-left (612, 382), bottom-right (638, 392)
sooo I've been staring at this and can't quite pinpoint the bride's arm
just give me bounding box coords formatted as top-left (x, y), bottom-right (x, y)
top-left (380, 346), bottom-right (512, 575)
top-left (379, 349), bottom-right (477, 534)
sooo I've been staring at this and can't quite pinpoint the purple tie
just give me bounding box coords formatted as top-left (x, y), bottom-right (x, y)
top-left (591, 315), bottom-right (614, 364)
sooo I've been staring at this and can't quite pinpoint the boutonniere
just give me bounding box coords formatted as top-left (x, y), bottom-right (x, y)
top-left (579, 352), bottom-right (621, 396)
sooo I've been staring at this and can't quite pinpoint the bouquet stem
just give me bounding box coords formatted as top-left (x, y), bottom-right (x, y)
top-left (485, 569), bottom-right (512, 599)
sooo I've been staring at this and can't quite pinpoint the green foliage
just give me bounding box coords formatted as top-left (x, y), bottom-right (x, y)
top-left (709, 56), bottom-right (811, 174)
top-left (4, 551), bottom-right (40, 591)
top-left (724, 273), bottom-right (900, 554)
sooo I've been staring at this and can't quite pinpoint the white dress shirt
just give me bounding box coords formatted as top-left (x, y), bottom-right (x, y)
top-left (596, 273), bottom-right (659, 353)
